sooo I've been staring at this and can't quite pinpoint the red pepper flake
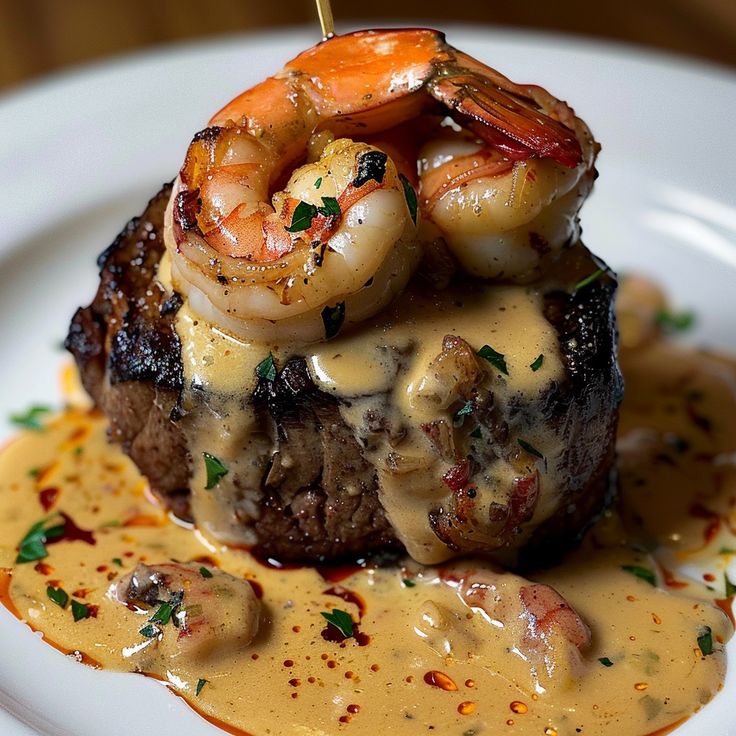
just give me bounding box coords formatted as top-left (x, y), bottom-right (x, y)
top-left (704, 573), bottom-right (717, 583)
top-left (292, 625), bottom-right (301, 633)
top-left (251, 653), bottom-right (259, 660)
top-left (344, 671), bottom-right (354, 679)
top-left (307, 676), bottom-right (316, 684)
top-left (283, 659), bottom-right (294, 668)
top-left (291, 693), bottom-right (298, 700)
top-left (289, 678), bottom-right (300, 687)
top-left (370, 664), bottom-right (380, 672)
top-left (38, 487), bottom-right (60, 512)
top-left (347, 704), bottom-right (360, 714)
top-left (96, 565), bottom-right (108, 573)
top-left (34, 562), bottom-right (53, 576)
top-left (339, 716), bottom-right (351, 724)
top-left (327, 660), bottom-right (337, 669)
top-left (423, 670), bottom-right (458, 691)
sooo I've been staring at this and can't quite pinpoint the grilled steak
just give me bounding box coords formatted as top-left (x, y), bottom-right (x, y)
top-left (67, 185), bottom-right (622, 567)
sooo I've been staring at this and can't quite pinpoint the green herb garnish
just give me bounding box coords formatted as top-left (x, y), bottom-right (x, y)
top-left (321, 302), bottom-right (345, 340)
top-left (16, 515), bottom-right (65, 563)
top-left (725, 573), bottom-right (736, 598)
top-left (199, 566), bottom-right (214, 579)
top-left (112, 557), bottom-right (123, 567)
top-left (621, 565), bottom-right (656, 587)
top-left (314, 177), bottom-right (322, 190)
top-left (203, 453), bottom-right (228, 490)
top-left (139, 623), bottom-right (160, 638)
top-left (454, 401), bottom-right (474, 422)
top-left (285, 200), bottom-right (319, 233)
top-left (196, 678), bottom-right (208, 696)
top-left (317, 196), bottom-right (341, 217)
top-left (469, 427), bottom-right (482, 439)
top-left (530, 354), bottom-right (545, 372)
top-left (477, 345), bottom-right (509, 375)
top-left (10, 405), bottom-right (52, 431)
top-left (655, 309), bottom-right (695, 333)
top-left (719, 547), bottom-right (736, 555)
top-left (399, 174), bottom-right (418, 224)
top-left (320, 608), bottom-right (354, 638)
top-left (517, 438), bottom-right (544, 460)
top-left (573, 268), bottom-right (605, 292)
top-left (598, 657), bottom-right (614, 667)
top-left (255, 353), bottom-right (277, 382)
top-left (46, 586), bottom-right (69, 609)
top-left (697, 626), bottom-right (714, 656)
top-left (402, 578), bottom-right (416, 588)
top-left (71, 600), bottom-right (91, 622)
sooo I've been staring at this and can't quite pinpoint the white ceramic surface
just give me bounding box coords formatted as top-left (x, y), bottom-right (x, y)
top-left (0, 24), bottom-right (735, 736)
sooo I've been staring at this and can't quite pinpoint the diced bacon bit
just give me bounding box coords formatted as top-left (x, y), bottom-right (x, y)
top-left (442, 459), bottom-right (471, 492)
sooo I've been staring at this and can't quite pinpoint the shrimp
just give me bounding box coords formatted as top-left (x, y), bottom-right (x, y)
top-left (456, 569), bottom-right (591, 690)
top-left (111, 562), bottom-right (260, 662)
top-left (166, 28), bottom-right (596, 341)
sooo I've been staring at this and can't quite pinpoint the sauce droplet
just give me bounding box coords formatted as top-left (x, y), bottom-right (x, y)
top-left (510, 701), bottom-right (528, 714)
top-left (423, 670), bottom-right (458, 691)
top-left (635, 682), bottom-right (649, 691)
top-left (458, 701), bottom-right (476, 715)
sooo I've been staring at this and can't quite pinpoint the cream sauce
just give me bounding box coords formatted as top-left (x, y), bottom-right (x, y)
top-left (1, 318), bottom-right (735, 735)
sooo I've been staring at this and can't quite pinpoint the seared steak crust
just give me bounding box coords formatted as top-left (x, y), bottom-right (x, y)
top-left (67, 185), bottom-right (621, 567)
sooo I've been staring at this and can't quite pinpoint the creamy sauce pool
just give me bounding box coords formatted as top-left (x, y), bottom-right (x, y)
top-left (1, 328), bottom-right (735, 735)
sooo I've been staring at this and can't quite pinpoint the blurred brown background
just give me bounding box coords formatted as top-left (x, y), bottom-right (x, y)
top-left (1, 0), bottom-right (734, 91)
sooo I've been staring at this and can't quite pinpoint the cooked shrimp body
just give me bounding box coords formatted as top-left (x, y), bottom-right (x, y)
top-left (167, 28), bottom-right (596, 341)
top-left (112, 562), bottom-right (260, 663)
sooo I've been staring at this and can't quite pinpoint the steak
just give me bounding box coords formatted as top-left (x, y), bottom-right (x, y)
top-left (67, 184), bottom-right (622, 567)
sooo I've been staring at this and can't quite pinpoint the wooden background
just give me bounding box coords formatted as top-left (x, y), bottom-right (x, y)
top-left (1, 0), bottom-right (734, 91)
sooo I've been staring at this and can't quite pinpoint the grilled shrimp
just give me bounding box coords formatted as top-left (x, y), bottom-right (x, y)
top-left (112, 562), bottom-right (260, 662)
top-left (167, 28), bottom-right (596, 341)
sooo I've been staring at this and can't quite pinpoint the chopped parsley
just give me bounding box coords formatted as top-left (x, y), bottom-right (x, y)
top-left (71, 600), bottom-right (91, 622)
top-left (203, 453), bottom-right (228, 490)
top-left (139, 623), bottom-right (160, 639)
top-left (697, 626), bottom-right (714, 656)
top-left (572, 268), bottom-right (605, 292)
top-left (517, 438), bottom-right (544, 460)
top-left (318, 196), bottom-right (341, 217)
top-left (725, 572), bottom-right (736, 598)
top-left (402, 578), bottom-right (416, 588)
top-left (720, 547), bottom-right (736, 555)
top-left (46, 586), bottom-right (69, 609)
top-left (477, 345), bottom-right (509, 375)
top-left (598, 657), bottom-right (614, 667)
top-left (655, 309), bottom-right (695, 333)
top-left (28, 467), bottom-right (41, 478)
top-left (399, 174), bottom-right (418, 224)
top-left (196, 678), bottom-right (208, 696)
top-left (469, 427), bottom-right (482, 439)
top-left (530, 354), bottom-right (545, 372)
top-left (255, 353), bottom-right (277, 382)
top-left (314, 177), bottom-right (323, 190)
top-left (150, 594), bottom-right (182, 626)
top-left (199, 566), bottom-right (214, 579)
top-left (285, 200), bottom-right (319, 233)
top-left (321, 302), bottom-right (345, 340)
top-left (621, 564), bottom-right (656, 587)
top-left (16, 515), bottom-right (65, 563)
top-left (454, 401), bottom-right (474, 423)
top-left (10, 405), bottom-right (52, 431)
top-left (321, 608), bottom-right (354, 638)
top-left (112, 557), bottom-right (123, 567)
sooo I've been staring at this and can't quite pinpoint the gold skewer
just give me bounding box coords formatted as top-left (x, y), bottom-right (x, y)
top-left (315, 0), bottom-right (336, 40)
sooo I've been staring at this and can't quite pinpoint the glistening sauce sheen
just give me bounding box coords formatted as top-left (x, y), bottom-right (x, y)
top-left (1, 301), bottom-right (735, 735)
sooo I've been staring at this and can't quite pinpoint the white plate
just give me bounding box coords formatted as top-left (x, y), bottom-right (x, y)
top-left (0, 24), bottom-right (735, 736)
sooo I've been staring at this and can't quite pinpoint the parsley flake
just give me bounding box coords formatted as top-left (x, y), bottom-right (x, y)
top-left (314, 177), bottom-right (323, 190)
top-left (139, 623), bottom-right (160, 639)
top-left (598, 657), bottom-right (614, 667)
top-left (726, 572), bottom-right (736, 598)
top-left (530, 354), bottom-right (545, 372)
top-left (697, 626), bottom-right (714, 656)
top-left (621, 564), bottom-right (656, 587)
top-left (199, 566), bottom-right (214, 579)
top-left (321, 302), bottom-right (345, 340)
top-left (317, 196), bottom-right (341, 218)
top-left (46, 586), bottom-right (69, 609)
top-left (196, 678), bottom-right (208, 696)
top-left (71, 600), bottom-right (91, 622)
top-left (285, 200), bottom-right (319, 233)
top-left (517, 438), bottom-right (544, 460)
top-left (321, 608), bottom-right (354, 638)
top-left (255, 353), bottom-right (277, 382)
top-left (469, 427), bottom-right (482, 439)
top-left (402, 578), bottom-right (416, 588)
top-left (454, 401), bottom-right (474, 423)
top-left (720, 547), bottom-right (736, 555)
top-left (112, 557), bottom-right (123, 567)
top-left (10, 405), bottom-right (52, 431)
top-left (477, 345), bottom-right (509, 375)
top-left (16, 515), bottom-right (65, 563)
top-left (573, 268), bottom-right (605, 292)
top-left (655, 309), bottom-right (695, 333)
top-left (203, 453), bottom-right (228, 490)
top-left (399, 174), bottom-right (418, 224)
